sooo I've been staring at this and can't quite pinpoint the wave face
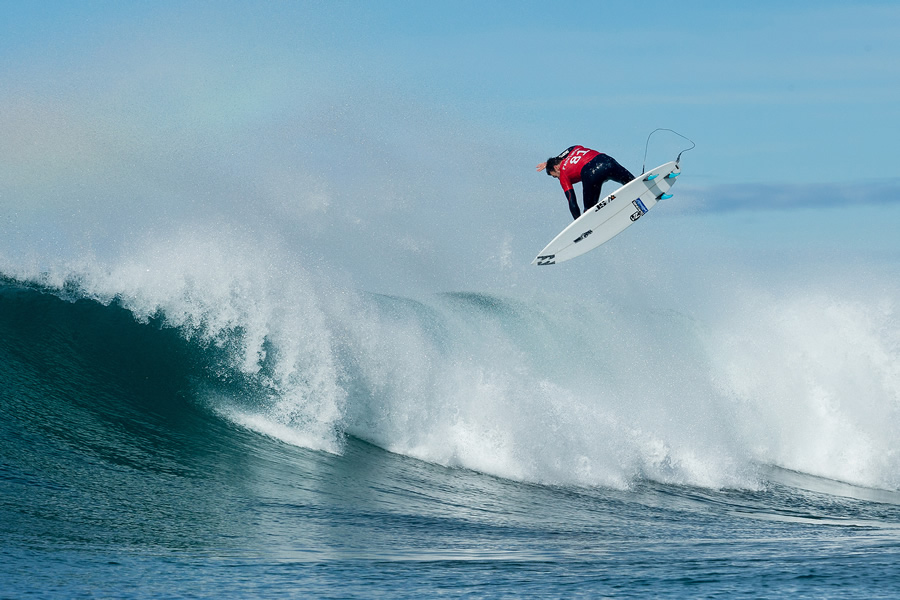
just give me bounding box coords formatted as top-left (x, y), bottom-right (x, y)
top-left (2, 213), bottom-right (899, 494)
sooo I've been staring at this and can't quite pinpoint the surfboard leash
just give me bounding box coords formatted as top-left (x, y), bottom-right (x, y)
top-left (642, 128), bottom-right (696, 174)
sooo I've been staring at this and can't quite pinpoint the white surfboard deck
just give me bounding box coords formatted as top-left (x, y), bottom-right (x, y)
top-left (532, 161), bottom-right (681, 265)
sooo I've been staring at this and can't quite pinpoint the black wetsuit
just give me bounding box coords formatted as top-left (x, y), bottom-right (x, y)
top-left (577, 154), bottom-right (635, 215)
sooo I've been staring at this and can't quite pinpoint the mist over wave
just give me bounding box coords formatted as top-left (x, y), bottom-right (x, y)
top-left (4, 213), bottom-right (898, 493)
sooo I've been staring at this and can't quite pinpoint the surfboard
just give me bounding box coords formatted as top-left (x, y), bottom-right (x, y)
top-left (532, 160), bottom-right (681, 265)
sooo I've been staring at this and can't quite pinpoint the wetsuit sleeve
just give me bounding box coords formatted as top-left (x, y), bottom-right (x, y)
top-left (556, 146), bottom-right (576, 160)
top-left (566, 189), bottom-right (580, 220)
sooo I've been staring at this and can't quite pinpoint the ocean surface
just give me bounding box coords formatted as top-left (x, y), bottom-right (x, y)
top-left (2, 197), bottom-right (900, 599)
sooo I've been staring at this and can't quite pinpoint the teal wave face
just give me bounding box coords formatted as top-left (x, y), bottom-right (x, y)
top-left (0, 282), bottom-right (242, 548)
top-left (0, 279), bottom-right (300, 470)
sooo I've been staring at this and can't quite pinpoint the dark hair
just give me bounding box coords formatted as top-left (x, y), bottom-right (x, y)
top-left (545, 157), bottom-right (562, 175)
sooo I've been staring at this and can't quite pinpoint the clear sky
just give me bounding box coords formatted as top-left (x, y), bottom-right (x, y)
top-left (1, 0), bottom-right (899, 290)
top-left (3, 1), bottom-right (898, 183)
top-left (343, 0), bottom-right (900, 185)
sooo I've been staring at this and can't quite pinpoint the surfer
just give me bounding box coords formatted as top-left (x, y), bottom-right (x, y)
top-left (537, 146), bottom-right (635, 220)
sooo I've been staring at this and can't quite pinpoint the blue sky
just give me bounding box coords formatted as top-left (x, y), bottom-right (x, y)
top-left (2, 0), bottom-right (899, 288)
top-left (351, 1), bottom-right (900, 183)
top-left (3, 0), bottom-right (898, 185)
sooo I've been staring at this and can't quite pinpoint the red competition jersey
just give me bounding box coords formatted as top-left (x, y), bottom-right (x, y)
top-left (557, 145), bottom-right (600, 192)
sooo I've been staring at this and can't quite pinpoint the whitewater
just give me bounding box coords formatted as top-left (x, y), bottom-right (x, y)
top-left (6, 195), bottom-right (900, 491)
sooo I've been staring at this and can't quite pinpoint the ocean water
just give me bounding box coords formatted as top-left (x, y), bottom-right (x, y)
top-left (2, 195), bottom-right (900, 598)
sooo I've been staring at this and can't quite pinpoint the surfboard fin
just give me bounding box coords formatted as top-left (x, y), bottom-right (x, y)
top-left (665, 172), bottom-right (680, 179)
top-left (644, 174), bottom-right (659, 181)
top-left (657, 193), bottom-right (673, 200)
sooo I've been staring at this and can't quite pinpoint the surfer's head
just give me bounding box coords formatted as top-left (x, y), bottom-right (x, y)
top-left (545, 157), bottom-right (562, 177)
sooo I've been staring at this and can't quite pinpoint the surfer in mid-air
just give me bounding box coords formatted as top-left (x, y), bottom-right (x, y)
top-left (537, 146), bottom-right (635, 220)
